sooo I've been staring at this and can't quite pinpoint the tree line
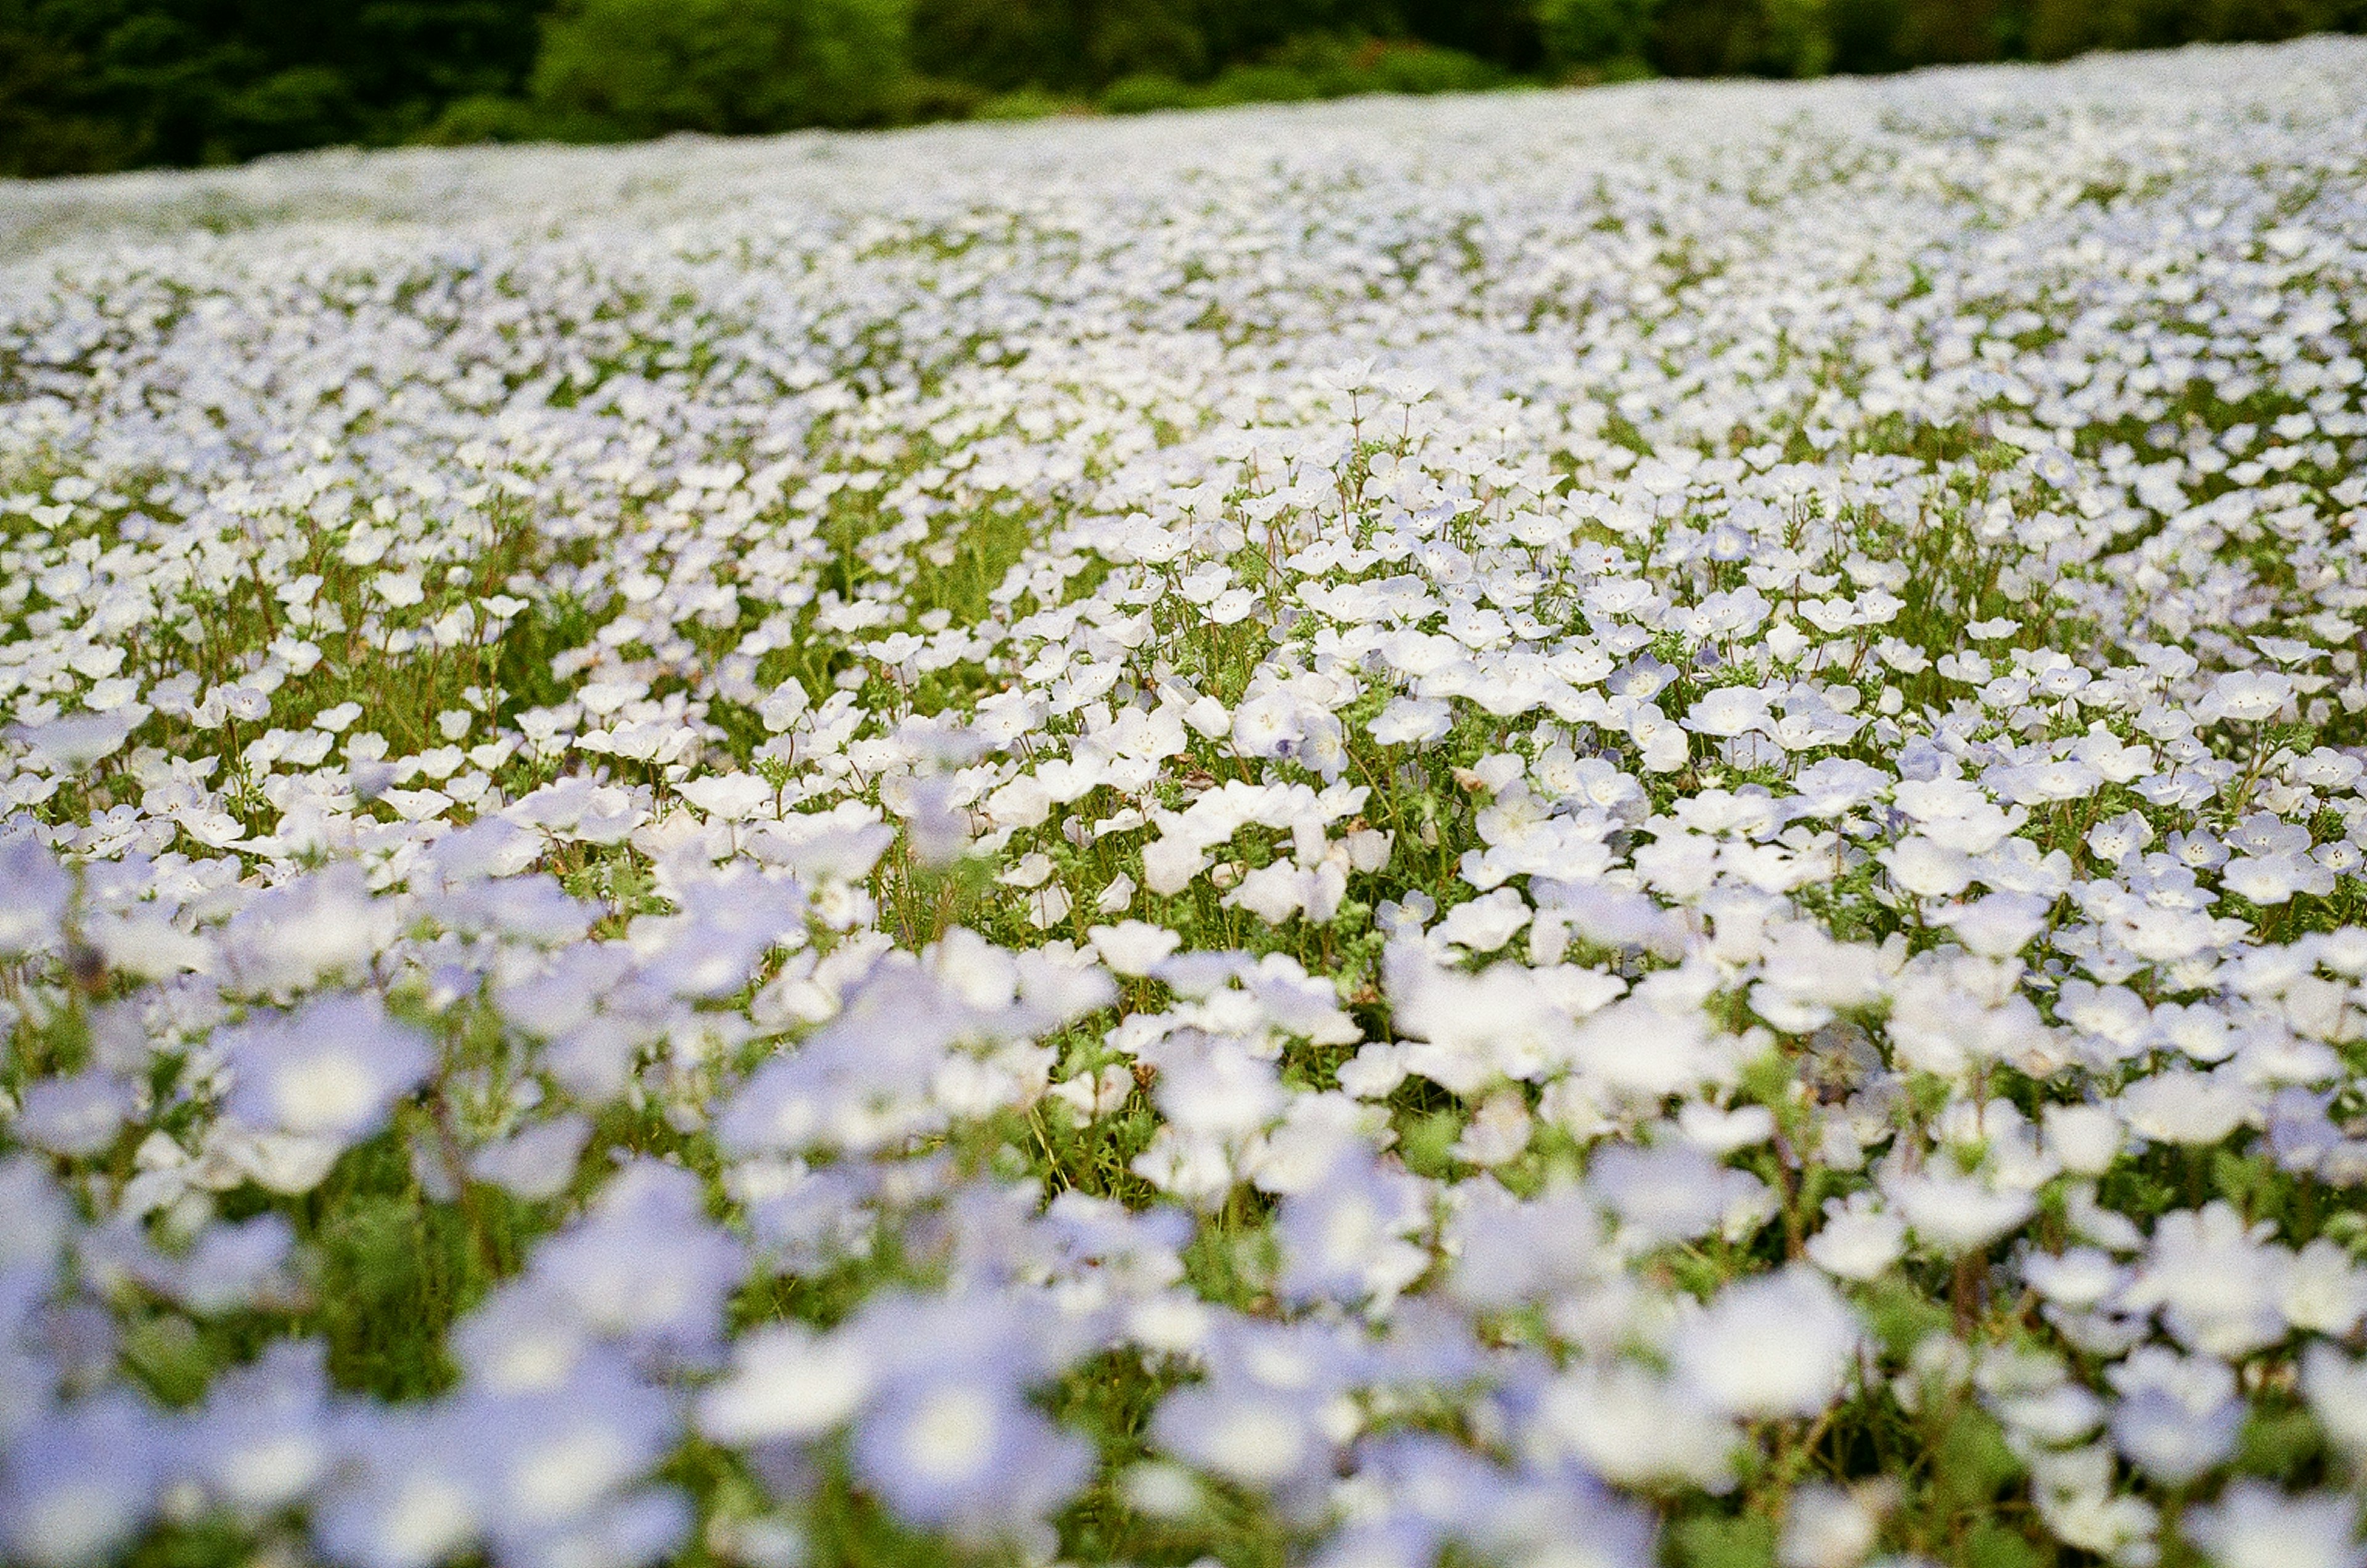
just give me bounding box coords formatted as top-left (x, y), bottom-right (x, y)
top-left (2, 0), bottom-right (2361, 178)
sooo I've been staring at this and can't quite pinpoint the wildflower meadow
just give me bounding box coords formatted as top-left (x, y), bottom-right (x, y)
top-left (4, 36), bottom-right (2367, 1568)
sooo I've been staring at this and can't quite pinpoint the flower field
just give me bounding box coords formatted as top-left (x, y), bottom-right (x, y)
top-left (5, 35), bottom-right (2367, 1568)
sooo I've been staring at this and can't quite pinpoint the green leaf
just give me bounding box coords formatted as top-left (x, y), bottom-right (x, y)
top-left (1963, 1521), bottom-right (2045, 1568)
top-left (1672, 1514), bottom-right (1778, 1568)
top-left (1933, 1407), bottom-right (2022, 1511)
top-left (2234, 1407), bottom-right (2324, 1481)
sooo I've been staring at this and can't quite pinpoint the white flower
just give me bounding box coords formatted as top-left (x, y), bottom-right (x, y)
top-left (1881, 836), bottom-right (1974, 898)
top-left (2183, 1482), bottom-right (2363, 1568)
top-left (1805, 1191), bottom-right (1906, 1280)
top-left (698, 1324), bottom-right (873, 1443)
top-left (2299, 1343), bottom-right (2367, 1461)
top-left (2199, 670), bottom-right (2294, 724)
top-left (373, 570), bottom-right (426, 608)
top-left (1088, 920), bottom-right (1182, 977)
top-left (2106, 1345), bottom-right (2239, 1485)
top-left (2117, 1069), bottom-right (2252, 1146)
top-left (1778, 1483), bottom-right (1887, 1568)
top-left (2042, 1104), bottom-right (2124, 1175)
top-left (1529, 1363), bottom-right (1736, 1492)
top-left (1881, 1167), bottom-right (2035, 1256)
top-left (2281, 1238), bottom-right (2367, 1336)
top-left (2122, 1203), bottom-right (2288, 1357)
top-left (1671, 1267), bottom-right (1860, 1420)
top-left (1432, 888), bottom-right (1531, 953)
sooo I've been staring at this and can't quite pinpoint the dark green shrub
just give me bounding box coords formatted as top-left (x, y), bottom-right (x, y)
top-left (0, 0), bottom-right (549, 175)
top-left (1830, 0), bottom-right (2017, 72)
top-left (1198, 62), bottom-right (1328, 104)
top-left (1534, 0), bottom-right (1663, 71)
top-left (1102, 73), bottom-right (1200, 113)
top-left (1256, 33), bottom-right (1503, 96)
top-left (1648, 0), bottom-right (1830, 76)
top-left (419, 92), bottom-right (551, 146)
top-left (899, 75), bottom-right (988, 120)
top-left (970, 86), bottom-right (1079, 120)
top-left (1370, 41), bottom-right (1502, 91)
top-left (1085, 1), bottom-right (1213, 82)
top-left (907, 0), bottom-right (1083, 92)
top-left (907, 0), bottom-right (1211, 94)
top-left (531, 0), bottom-right (911, 137)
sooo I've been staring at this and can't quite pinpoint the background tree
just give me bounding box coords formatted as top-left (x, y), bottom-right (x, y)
top-left (531, 0), bottom-right (909, 136)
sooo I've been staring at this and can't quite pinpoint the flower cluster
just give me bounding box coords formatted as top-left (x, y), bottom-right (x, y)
top-left (5, 35), bottom-right (2367, 1568)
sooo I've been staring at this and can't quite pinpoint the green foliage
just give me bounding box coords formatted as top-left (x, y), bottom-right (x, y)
top-left (1962, 1521), bottom-right (2047, 1568)
top-left (970, 86), bottom-right (1081, 121)
top-left (1649, 0), bottom-right (1833, 76)
top-left (419, 88), bottom-right (549, 144)
top-left (1534, 0), bottom-right (1661, 73)
top-left (1672, 1514), bottom-right (1778, 1568)
top-left (529, 0), bottom-right (911, 135)
top-left (0, 0), bottom-right (546, 175)
top-left (1828, 0), bottom-right (2021, 71)
top-left (1102, 36), bottom-right (1500, 115)
top-left (1101, 72), bottom-right (1200, 113)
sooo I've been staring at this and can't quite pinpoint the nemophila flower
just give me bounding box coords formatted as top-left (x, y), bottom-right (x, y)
top-left (1778, 1482), bottom-right (1891, 1568)
top-left (2197, 670), bottom-right (2294, 725)
top-left (166, 1211), bottom-right (301, 1313)
top-left (2106, 1345), bottom-right (2241, 1485)
top-left (2121, 1203), bottom-right (2289, 1357)
top-left (2222, 852), bottom-right (2336, 904)
top-left (221, 992), bottom-right (432, 1145)
top-left (698, 1322), bottom-right (873, 1445)
top-left (1150, 1037), bottom-right (1285, 1143)
top-left (14, 1069), bottom-right (136, 1159)
top-left (2299, 1342), bottom-right (2367, 1463)
top-left (1442, 1180), bottom-right (1613, 1317)
top-left (1372, 696), bottom-right (1453, 746)
top-left (1590, 1141), bottom-right (1772, 1248)
top-left (0, 1393), bottom-right (163, 1568)
top-left (9, 711), bottom-right (139, 775)
top-left (472, 1358), bottom-right (679, 1548)
top-left (1931, 892), bottom-right (2051, 959)
top-left (2283, 1239), bottom-right (2367, 1336)
top-left (851, 1376), bottom-right (1091, 1545)
top-left (180, 1339), bottom-right (335, 1514)
top-left (1341, 1435), bottom-right (1661, 1568)
top-left (1274, 1151), bottom-right (1432, 1309)
top-left (2117, 1069), bottom-right (2254, 1146)
top-left (1153, 1317), bottom-right (1370, 1506)
top-left (219, 864), bottom-right (401, 997)
top-left (1879, 1166), bottom-right (2036, 1257)
top-left (0, 836), bottom-right (69, 956)
top-left (2183, 1482), bottom-right (2365, 1568)
top-left (497, 1490), bottom-right (690, 1568)
top-left (1881, 836), bottom-right (1975, 899)
top-left (1527, 1360), bottom-right (1739, 1493)
top-left (2030, 1447), bottom-right (2161, 1566)
top-left (0, 1156), bottom-right (72, 1276)
top-left (469, 1113), bottom-right (594, 1203)
top-left (1670, 1267), bottom-right (1861, 1421)
top-left (313, 1406), bottom-right (489, 1568)
top-left (2019, 1245), bottom-right (2130, 1312)
top-left (2, 38), bottom-right (2367, 1568)
top-left (1154, 1373), bottom-right (1338, 1502)
top-left (1806, 1191), bottom-right (1907, 1280)
top-left (526, 1161), bottom-right (745, 1364)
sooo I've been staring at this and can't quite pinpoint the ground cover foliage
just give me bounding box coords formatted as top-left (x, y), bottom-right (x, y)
top-left (4, 37), bottom-right (2367, 1568)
